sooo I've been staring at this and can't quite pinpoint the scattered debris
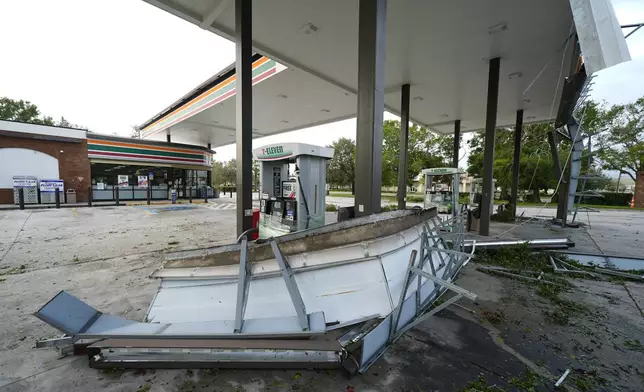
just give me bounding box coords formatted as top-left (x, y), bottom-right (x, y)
top-left (34, 210), bottom-right (476, 374)
top-left (624, 339), bottom-right (644, 352)
top-left (554, 368), bottom-right (570, 388)
top-left (0, 265), bottom-right (26, 276)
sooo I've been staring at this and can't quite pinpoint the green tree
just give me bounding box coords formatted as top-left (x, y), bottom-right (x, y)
top-left (382, 120), bottom-right (449, 188)
top-left (211, 159), bottom-right (237, 187)
top-left (0, 97), bottom-right (54, 125)
top-left (211, 161), bottom-right (226, 187)
top-left (1, 97), bottom-right (86, 129)
top-left (595, 97), bottom-right (644, 189)
top-left (326, 137), bottom-right (356, 193)
top-left (252, 159), bottom-right (260, 190)
top-left (467, 123), bottom-right (564, 202)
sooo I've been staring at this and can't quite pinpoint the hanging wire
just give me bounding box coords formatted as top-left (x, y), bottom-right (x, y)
top-left (492, 22), bottom-right (578, 238)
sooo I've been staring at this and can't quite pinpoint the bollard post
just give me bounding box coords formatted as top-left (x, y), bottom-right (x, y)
top-left (18, 188), bottom-right (25, 210)
top-left (147, 183), bottom-right (151, 205)
top-left (88, 186), bottom-right (93, 207)
top-left (115, 187), bottom-right (120, 206)
top-left (55, 188), bottom-right (60, 209)
top-left (189, 187), bottom-right (192, 204)
top-left (204, 186), bottom-right (208, 203)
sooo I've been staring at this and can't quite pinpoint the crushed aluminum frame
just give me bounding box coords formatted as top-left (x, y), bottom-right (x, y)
top-left (34, 208), bottom-right (477, 371)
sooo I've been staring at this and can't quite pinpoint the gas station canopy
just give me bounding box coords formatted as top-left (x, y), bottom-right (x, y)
top-left (140, 0), bottom-right (629, 145)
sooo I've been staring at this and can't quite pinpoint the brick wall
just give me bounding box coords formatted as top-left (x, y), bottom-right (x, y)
top-left (0, 135), bottom-right (91, 204)
top-left (635, 171), bottom-right (644, 208)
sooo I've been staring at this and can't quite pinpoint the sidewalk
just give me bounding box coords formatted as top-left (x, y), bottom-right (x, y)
top-left (0, 198), bottom-right (214, 211)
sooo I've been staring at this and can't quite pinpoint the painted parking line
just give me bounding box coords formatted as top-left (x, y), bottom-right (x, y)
top-left (205, 203), bottom-right (237, 210)
top-left (138, 207), bottom-right (159, 215)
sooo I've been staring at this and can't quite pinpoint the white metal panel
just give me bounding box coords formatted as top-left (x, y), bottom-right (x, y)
top-left (0, 148), bottom-right (59, 188)
top-left (148, 280), bottom-right (239, 322)
top-left (149, 258), bottom-right (394, 325)
top-left (292, 259), bottom-right (393, 324)
top-left (569, 0), bottom-right (631, 75)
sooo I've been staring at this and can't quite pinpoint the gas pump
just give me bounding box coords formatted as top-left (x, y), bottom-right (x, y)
top-left (467, 177), bottom-right (496, 231)
top-left (421, 167), bottom-right (463, 220)
top-left (469, 178), bottom-right (496, 212)
top-left (253, 143), bottom-right (334, 238)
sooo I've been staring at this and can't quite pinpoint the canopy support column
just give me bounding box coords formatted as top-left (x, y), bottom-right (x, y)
top-left (397, 83), bottom-right (410, 210)
top-left (235, 0), bottom-right (253, 236)
top-left (479, 57), bottom-right (500, 236)
top-left (511, 110), bottom-right (523, 217)
top-left (453, 120), bottom-right (461, 169)
top-left (355, 0), bottom-right (387, 217)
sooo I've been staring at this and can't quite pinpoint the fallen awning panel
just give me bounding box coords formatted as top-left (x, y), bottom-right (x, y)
top-left (35, 291), bottom-right (326, 339)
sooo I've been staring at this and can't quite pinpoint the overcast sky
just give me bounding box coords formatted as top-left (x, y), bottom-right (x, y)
top-left (1, 0), bottom-right (643, 164)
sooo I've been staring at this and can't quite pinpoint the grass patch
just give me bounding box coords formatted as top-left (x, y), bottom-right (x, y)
top-left (461, 376), bottom-right (505, 392)
top-left (461, 370), bottom-right (541, 392)
top-left (325, 203), bottom-right (338, 212)
top-left (177, 380), bottom-right (197, 392)
top-left (508, 370), bottom-right (539, 390)
top-left (476, 245), bottom-right (550, 272)
top-left (481, 309), bottom-right (506, 325)
top-left (537, 284), bottom-right (587, 326)
top-left (624, 339), bottom-right (644, 352)
top-left (477, 246), bottom-right (588, 326)
top-left (100, 367), bottom-right (125, 375)
top-left (567, 369), bottom-right (607, 392)
top-left (0, 265), bottom-right (27, 276)
top-left (407, 195), bottom-right (424, 203)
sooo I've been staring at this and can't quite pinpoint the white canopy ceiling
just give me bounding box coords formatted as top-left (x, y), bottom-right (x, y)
top-left (140, 0), bottom-right (630, 146)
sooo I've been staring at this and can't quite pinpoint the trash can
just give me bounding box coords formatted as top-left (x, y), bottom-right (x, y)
top-left (66, 189), bottom-right (77, 204)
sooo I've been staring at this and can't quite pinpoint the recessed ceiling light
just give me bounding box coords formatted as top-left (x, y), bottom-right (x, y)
top-left (300, 22), bottom-right (319, 36)
top-left (488, 22), bottom-right (508, 34)
top-left (508, 72), bottom-right (523, 79)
